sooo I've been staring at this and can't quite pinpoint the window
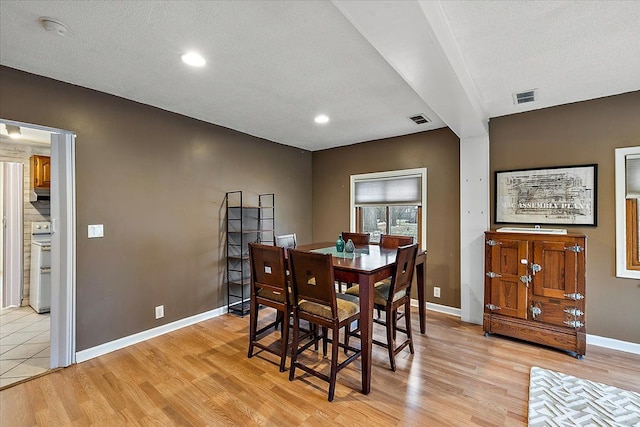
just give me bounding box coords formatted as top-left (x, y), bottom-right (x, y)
top-left (615, 147), bottom-right (640, 278)
top-left (350, 168), bottom-right (426, 247)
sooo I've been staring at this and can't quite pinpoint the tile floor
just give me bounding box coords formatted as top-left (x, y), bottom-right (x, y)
top-left (0, 306), bottom-right (50, 388)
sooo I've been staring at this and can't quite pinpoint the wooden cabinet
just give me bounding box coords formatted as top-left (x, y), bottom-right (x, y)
top-left (30, 155), bottom-right (51, 189)
top-left (483, 231), bottom-right (586, 358)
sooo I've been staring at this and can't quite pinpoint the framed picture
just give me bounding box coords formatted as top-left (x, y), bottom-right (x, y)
top-left (495, 164), bottom-right (598, 226)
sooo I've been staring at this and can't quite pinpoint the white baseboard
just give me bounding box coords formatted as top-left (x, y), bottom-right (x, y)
top-left (410, 298), bottom-right (462, 317)
top-left (411, 299), bottom-right (639, 355)
top-left (75, 306), bottom-right (227, 363)
top-left (76, 302), bottom-right (640, 364)
top-left (587, 334), bottom-right (640, 355)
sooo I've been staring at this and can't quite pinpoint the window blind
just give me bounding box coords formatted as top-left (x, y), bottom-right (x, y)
top-left (627, 154), bottom-right (640, 198)
top-left (354, 175), bottom-right (422, 205)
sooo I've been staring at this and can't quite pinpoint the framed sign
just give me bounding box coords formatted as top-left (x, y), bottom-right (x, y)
top-left (495, 164), bottom-right (597, 226)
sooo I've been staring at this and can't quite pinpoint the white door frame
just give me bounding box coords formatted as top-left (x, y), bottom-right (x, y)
top-left (50, 131), bottom-right (76, 367)
top-left (0, 118), bottom-right (76, 367)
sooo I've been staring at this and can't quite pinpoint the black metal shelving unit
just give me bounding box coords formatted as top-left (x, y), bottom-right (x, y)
top-left (225, 191), bottom-right (275, 316)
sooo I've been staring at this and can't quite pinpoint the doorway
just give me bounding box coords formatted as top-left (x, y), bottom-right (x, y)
top-left (0, 119), bottom-right (76, 387)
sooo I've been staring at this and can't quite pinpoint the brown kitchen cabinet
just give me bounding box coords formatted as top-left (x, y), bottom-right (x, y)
top-left (30, 155), bottom-right (51, 189)
top-left (483, 231), bottom-right (587, 358)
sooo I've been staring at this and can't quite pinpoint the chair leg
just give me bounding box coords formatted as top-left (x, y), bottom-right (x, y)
top-left (248, 298), bottom-right (258, 358)
top-left (392, 308), bottom-right (398, 341)
top-left (344, 323), bottom-right (350, 354)
top-left (387, 307), bottom-right (396, 372)
top-left (328, 325), bottom-right (340, 402)
top-left (405, 300), bottom-right (414, 354)
top-left (275, 310), bottom-right (284, 331)
top-left (289, 314), bottom-right (300, 381)
top-left (322, 326), bottom-right (328, 357)
top-left (279, 311), bottom-right (290, 372)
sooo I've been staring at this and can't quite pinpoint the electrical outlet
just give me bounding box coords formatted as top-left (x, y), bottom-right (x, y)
top-left (155, 305), bottom-right (164, 319)
top-left (434, 286), bottom-right (441, 298)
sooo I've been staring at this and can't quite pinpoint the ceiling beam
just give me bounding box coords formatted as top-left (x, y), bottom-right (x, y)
top-left (333, 0), bottom-right (488, 139)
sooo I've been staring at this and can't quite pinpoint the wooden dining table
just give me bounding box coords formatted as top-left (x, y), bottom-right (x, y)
top-left (294, 242), bottom-right (427, 395)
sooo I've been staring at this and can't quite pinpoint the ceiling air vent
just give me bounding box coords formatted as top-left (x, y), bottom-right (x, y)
top-left (409, 114), bottom-right (430, 125)
top-left (513, 89), bottom-right (537, 105)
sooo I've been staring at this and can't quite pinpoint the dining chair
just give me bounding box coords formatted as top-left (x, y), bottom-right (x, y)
top-left (247, 243), bottom-right (292, 372)
top-left (341, 231), bottom-right (370, 247)
top-left (288, 249), bottom-right (362, 402)
top-left (345, 243), bottom-right (419, 371)
top-left (379, 234), bottom-right (414, 249)
top-left (375, 234), bottom-right (415, 291)
top-left (275, 233), bottom-right (297, 249)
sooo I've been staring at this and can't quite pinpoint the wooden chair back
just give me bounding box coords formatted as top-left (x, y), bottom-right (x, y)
top-left (249, 243), bottom-right (289, 303)
top-left (388, 244), bottom-right (419, 299)
top-left (288, 250), bottom-right (337, 317)
top-left (380, 234), bottom-right (414, 249)
top-left (275, 233), bottom-right (297, 249)
top-left (341, 232), bottom-right (370, 247)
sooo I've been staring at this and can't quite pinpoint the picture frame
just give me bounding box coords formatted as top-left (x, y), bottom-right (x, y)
top-left (495, 164), bottom-right (598, 226)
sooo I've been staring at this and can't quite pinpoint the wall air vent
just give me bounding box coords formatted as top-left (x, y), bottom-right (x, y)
top-left (409, 114), bottom-right (430, 125)
top-left (513, 89), bottom-right (537, 105)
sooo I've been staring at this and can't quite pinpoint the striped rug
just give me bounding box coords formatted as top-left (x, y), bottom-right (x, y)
top-left (528, 366), bottom-right (640, 426)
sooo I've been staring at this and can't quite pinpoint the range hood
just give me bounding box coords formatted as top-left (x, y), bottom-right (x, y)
top-left (30, 187), bottom-right (50, 202)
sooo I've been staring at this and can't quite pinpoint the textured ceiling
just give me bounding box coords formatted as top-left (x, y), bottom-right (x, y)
top-left (1, 1), bottom-right (639, 151)
top-left (439, 1), bottom-right (640, 118)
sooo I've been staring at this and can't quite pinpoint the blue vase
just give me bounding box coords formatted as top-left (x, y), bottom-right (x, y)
top-left (336, 235), bottom-right (345, 252)
top-left (344, 239), bottom-right (355, 253)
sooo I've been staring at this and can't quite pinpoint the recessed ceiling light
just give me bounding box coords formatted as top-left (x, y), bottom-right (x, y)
top-left (181, 51), bottom-right (206, 67)
top-left (39, 17), bottom-right (68, 37)
top-left (314, 114), bottom-right (329, 124)
top-left (5, 124), bottom-right (21, 139)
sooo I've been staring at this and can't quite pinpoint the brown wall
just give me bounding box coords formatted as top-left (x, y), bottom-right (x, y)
top-left (312, 129), bottom-right (461, 307)
top-left (0, 66), bottom-right (313, 351)
top-left (490, 91), bottom-right (640, 343)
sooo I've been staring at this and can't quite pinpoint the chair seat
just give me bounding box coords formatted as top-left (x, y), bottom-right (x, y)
top-left (374, 278), bottom-right (391, 287)
top-left (299, 293), bottom-right (359, 321)
top-left (345, 282), bottom-right (405, 306)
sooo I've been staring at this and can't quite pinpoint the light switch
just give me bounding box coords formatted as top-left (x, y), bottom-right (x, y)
top-left (88, 224), bottom-right (104, 238)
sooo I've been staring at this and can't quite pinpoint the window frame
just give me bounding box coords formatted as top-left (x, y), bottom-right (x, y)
top-left (350, 168), bottom-right (427, 250)
top-left (615, 146), bottom-right (640, 278)
top-left (626, 198), bottom-right (640, 271)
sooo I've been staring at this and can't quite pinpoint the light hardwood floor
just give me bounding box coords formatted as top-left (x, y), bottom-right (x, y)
top-left (1, 309), bottom-right (639, 426)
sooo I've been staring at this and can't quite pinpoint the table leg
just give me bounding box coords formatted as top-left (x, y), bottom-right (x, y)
top-left (416, 251), bottom-right (427, 334)
top-left (358, 273), bottom-right (373, 394)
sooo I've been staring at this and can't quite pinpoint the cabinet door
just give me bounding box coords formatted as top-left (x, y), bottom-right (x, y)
top-left (31, 155), bottom-right (51, 189)
top-left (486, 238), bottom-right (529, 319)
top-left (40, 156), bottom-right (51, 188)
top-left (531, 240), bottom-right (579, 299)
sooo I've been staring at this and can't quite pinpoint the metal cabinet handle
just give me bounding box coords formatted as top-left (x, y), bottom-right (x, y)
top-left (531, 306), bottom-right (542, 319)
